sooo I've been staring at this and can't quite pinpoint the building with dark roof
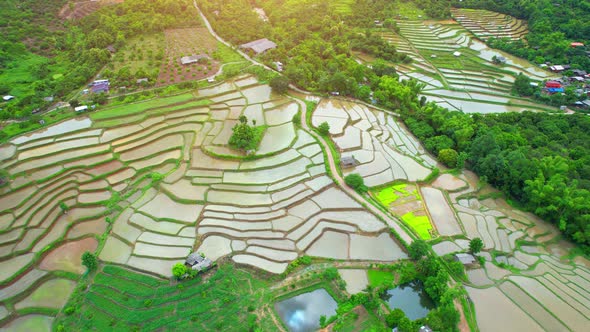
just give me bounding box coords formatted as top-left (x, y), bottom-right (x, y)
top-left (454, 253), bottom-right (476, 265)
top-left (340, 156), bottom-right (358, 168)
top-left (185, 252), bottom-right (213, 271)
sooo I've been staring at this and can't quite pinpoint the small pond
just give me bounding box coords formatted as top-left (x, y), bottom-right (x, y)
top-left (382, 281), bottom-right (435, 320)
top-left (275, 288), bottom-right (338, 332)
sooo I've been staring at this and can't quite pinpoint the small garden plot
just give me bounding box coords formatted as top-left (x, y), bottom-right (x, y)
top-left (109, 33), bottom-right (164, 84)
top-left (372, 183), bottom-right (434, 239)
top-left (157, 28), bottom-right (220, 86)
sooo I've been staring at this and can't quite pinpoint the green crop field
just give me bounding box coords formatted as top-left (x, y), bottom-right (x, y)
top-left (372, 183), bottom-right (434, 239)
top-left (401, 212), bottom-right (432, 240)
top-left (55, 264), bottom-right (272, 331)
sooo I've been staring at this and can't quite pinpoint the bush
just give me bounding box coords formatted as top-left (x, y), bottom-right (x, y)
top-left (408, 239), bottom-right (429, 260)
top-left (269, 76), bottom-right (290, 94)
top-left (438, 148), bottom-right (459, 168)
top-left (469, 237), bottom-right (484, 254)
top-left (318, 121), bottom-right (330, 136)
top-left (172, 263), bottom-right (188, 279)
top-left (344, 173), bottom-right (367, 193)
top-left (82, 251), bottom-right (97, 271)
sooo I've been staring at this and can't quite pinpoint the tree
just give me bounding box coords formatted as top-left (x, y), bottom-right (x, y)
top-left (229, 115), bottom-right (255, 151)
top-left (82, 251), bottom-right (97, 271)
top-left (344, 173), bottom-right (367, 193)
top-left (173, 262), bottom-right (188, 279)
top-left (469, 237), bottom-right (484, 254)
top-left (385, 309), bottom-right (406, 328)
top-left (408, 239), bottom-right (429, 260)
top-left (513, 73), bottom-right (534, 96)
top-left (269, 76), bottom-right (290, 94)
top-left (438, 148), bottom-right (459, 168)
top-left (318, 121), bottom-right (330, 136)
top-left (59, 201), bottom-right (68, 214)
top-left (69, 99), bottom-right (80, 108)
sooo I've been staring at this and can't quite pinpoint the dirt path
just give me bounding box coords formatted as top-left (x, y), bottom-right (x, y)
top-left (291, 97), bottom-right (414, 245)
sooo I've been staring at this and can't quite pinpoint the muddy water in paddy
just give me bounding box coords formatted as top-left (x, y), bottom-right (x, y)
top-left (39, 237), bottom-right (98, 274)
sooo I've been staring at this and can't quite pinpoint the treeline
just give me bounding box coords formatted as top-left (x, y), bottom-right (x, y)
top-left (453, 0), bottom-right (590, 71)
top-left (199, 0), bottom-right (408, 93)
top-left (372, 76), bottom-right (590, 251)
top-left (0, 0), bottom-right (198, 119)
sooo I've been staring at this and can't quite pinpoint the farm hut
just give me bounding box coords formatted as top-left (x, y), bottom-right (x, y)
top-left (454, 253), bottom-right (476, 265)
top-left (547, 87), bottom-right (565, 93)
top-left (136, 78), bottom-right (149, 85)
top-left (2, 95), bottom-right (15, 101)
top-left (207, 77), bottom-right (215, 83)
top-left (582, 100), bottom-right (590, 108)
top-left (180, 54), bottom-right (210, 65)
top-left (549, 65), bottom-right (565, 72)
top-left (571, 42), bottom-right (585, 47)
top-left (340, 156), bottom-right (358, 168)
top-left (495, 56), bottom-right (507, 64)
top-left (239, 38), bottom-right (277, 55)
top-left (74, 105), bottom-right (89, 112)
top-left (530, 82), bottom-right (539, 87)
top-left (185, 252), bottom-right (213, 271)
top-left (453, 51), bottom-right (461, 57)
top-left (106, 45), bottom-right (116, 53)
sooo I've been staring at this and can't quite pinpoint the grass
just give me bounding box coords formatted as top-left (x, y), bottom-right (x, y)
top-left (367, 270), bottom-right (395, 288)
top-left (395, 1), bottom-right (425, 19)
top-left (214, 42), bottom-right (246, 63)
top-left (89, 93), bottom-right (198, 120)
top-left (332, 0), bottom-right (354, 14)
top-left (55, 264), bottom-right (271, 331)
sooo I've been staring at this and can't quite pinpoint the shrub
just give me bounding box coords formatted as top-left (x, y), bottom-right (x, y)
top-left (438, 148), bottom-right (459, 168)
top-left (469, 237), bottom-right (484, 254)
top-left (269, 76), bottom-right (290, 94)
top-left (318, 121), bottom-right (330, 136)
top-left (172, 263), bottom-right (188, 279)
top-left (408, 239), bottom-right (429, 260)
top-left (82, 251), bottom-right (97, 271)
top-left (344, 173), bottom-right (367, 193)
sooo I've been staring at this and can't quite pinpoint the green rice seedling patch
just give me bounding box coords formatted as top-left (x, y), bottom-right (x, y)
top-left (402, 211), bottom-right (433, 240)
top-left (394, 1), bottom-right (425, 19)
top-left (367, 269), bottom-right (395, 288)
top-left (332, 0), bottom-right (354, 14)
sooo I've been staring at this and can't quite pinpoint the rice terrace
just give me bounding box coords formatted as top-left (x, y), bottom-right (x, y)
top-left (1, 0), bottom-right (590, 331)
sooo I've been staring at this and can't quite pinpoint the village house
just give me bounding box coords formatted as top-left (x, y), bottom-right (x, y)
top-left (239, 38), bottom-right (277, 55)
top-left (185, 252), bottom-right (212, 272)
top-left (340, 156), bottom-right (359, 168)
top-left (90, 79), bottom-right (110, 94)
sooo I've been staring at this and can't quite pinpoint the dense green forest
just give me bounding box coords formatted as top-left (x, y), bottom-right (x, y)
top-left (0, 0), bottom-right (197, 120)
top-left (453, 0), bottom-right (590, 71)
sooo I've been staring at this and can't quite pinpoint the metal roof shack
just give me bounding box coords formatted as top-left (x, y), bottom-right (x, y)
top-left (185, 252), bottom-right (213, 271)
top-left (454, 253), bottom-right (476, 265)
top-left (240, 38), bottom-right (277, 55)
top-left (340, 156), bottom-right (358, 168)
top-left (180, 54), bottom-right (210, 65)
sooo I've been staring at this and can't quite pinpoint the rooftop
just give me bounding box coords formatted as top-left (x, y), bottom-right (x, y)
top-left (240, 38), bottom-right (277, 54)
top-left (180, 54), bottom-right (210, 65)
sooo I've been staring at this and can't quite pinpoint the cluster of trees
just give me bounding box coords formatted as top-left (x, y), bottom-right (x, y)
top-left (385, 240), bottom-right (460, 331)
top-left (199, 0), bottom-right (409, 94)
top-left (453, 0), bottom-right (590, 71)
top-left (377, 75), bottom-right (590, 251)
top-left (228, 115), bottom-right (264, 151)
top-left (0, 0), bottom-right (198, 120)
